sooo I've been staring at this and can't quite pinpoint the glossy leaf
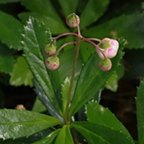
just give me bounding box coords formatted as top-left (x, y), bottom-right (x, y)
top-left (136, 80), bottom-right (144, 144)
top-left (55, 125), bottom-right (74, 144)
top-left (0, 45), bottom-right (15, 74)
top-left (21, 17), bottom-right (62, 120)
top-left (61, 77), bottom-right (71, 113)
top-left (19, 12), bottom-right (67, 34)
top-left (21, 0), bottom-right (67, 33)
top-left (0, 109), bottom-right (60, 140)
top-left (80, 0), bottom-right (109, 28)
top-left (59, 0), bottom-right (79, 16)
top-left (86, 12), bottom-right (144, 49)
top-left (69, 46), bottom-right (123, 117)
top-left (86, 102), bottom-right (134, 140)
top-left (0, 11), bottom-right (23, 50)
top-left (72, 122), bottom-right (134, 144)
top-left (10, 56), bottom-right (33, 86)
top-left (33, 130), bottom-right (59, 144)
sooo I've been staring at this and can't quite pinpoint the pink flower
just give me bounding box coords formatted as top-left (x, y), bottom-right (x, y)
top-left (97, 38), bottom-right (119, 59)
top-left (99, 58), bottom-right (112, 71)
top-left (45, 56), bottom-right (60, 70)
top-left (45, 43), bottom-right (56, 56)
top-left (66, 13), bottom-right (80, 28)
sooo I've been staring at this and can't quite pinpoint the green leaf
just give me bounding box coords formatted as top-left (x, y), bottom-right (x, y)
top-left (33, 130), bottom-right (59, 144)
top-left (10, 56), bottom-right (33, 86)
top-left (55, 125), bottom-right (74, 144)
top-left (21, 0), bottom-right (67, 34)
top-left (69, 46), bottom-right (123, 117)
top-left (0, 0), bottom-right (20, 4)
top-left (0, 109), bottom-right (60, 140)
top-left (0, 11), bottom-right (23, 50)
top-left (32, 97), bottom-right (46, 113)
top-left (21, 17), bottom-right (62, 121)
top-left (80, 0), bottom-right (109, 29)
top-left (0, 45), bottom-right (15, 74)
top-left (105, 64), bottom-right (124, 92)
top-left (86, 12), bottom-right (144, 49)
top-left (86, 102), bottom-right (134, 141)
top-left (59, 0), bottom-right (79, 16)
top-left (61, 77), bottom-right (71, 113)
top-left (136, 80), bottom-right (144, 144)
top-left (72, 122), bottom-right (134, 144)
top-left (19, 12), bottom-right (67, 34)
top-left (79, 42), bottom-right (95, 63)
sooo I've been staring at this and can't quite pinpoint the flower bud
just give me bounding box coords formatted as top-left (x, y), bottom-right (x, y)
top-left (45, 56), bottom-right (60, 70)
top-left (45, 43), bottom-right (56, 56)
top-left (66, 13), bottom-right (80, 28)
top-left (97, 38), bottom-right (119, 59)
top-left (99, 58), bottom-right (112, 71)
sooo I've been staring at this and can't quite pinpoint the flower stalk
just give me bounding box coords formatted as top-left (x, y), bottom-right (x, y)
top-left (44, 13), bottom-right (119, 125)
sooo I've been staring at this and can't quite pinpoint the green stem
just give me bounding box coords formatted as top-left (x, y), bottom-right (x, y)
top-left (64, 38), bottom-right (81, 124)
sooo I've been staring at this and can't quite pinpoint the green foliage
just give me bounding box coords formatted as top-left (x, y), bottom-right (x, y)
top-left (73, 122), bottom-right (134, 144)
top-left (0, 11), bottom-right (23, 50)
top-left (0, 45), bottom-right (15, 74)
top-left (69, 45), bottom-right (123, 117)
top-left (80, 0), bottom-right (110, 28)
top-left (86, 12), bottom-right (144, 49)
top-left (0, 0), bottom-right (143, 143)
top-left (136, 80), bottom-right (144, 144)
top-left (59, 0), bottom-right (79, 16)
top-left (22, 17), bottom-right (62, 121)
top-left (61, 77), bottom-right (71, 113)
top-left (10, 56), bottom-right (33, 86)
top-left (55, 125), bottom-right (74, 144)
top-left (86, 102), bottom-right (134, 143)
top-left (0, 109), bottom-right (60, 140)
top-left (33, 130), bottom-right (59, 144)
top-left (0, 0), bottom-right (20, 4)
top-left (21, 0), bottom-right (67, 34)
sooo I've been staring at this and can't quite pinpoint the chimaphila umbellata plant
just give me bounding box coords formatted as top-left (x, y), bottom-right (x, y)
top-left (0, 13), bottom-right (136, 144)
top-left (44, 13), bottom-right (119, 125)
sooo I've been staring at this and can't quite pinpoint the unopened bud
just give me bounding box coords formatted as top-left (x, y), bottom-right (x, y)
top-left (99, 58), bottom-right (112, 71)
top-left (66, 13), bottom-right (80, 28)
top-left (98, 38), bottom-right (119, 59)
top-left (45, 56), bottom-right (60, 70)
top-left (45, 43), bottom-right (56, 56)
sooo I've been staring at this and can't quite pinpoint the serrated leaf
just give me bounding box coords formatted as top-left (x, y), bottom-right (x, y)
top-left (0, 45), bottom-right (15, 74)
top-left (0, 109), bottom-right (60, 140)
top-left (21, 0), bottom-right (67, 34)
top-left (61, 77), bottom-right (71, 113)
top-left (136, 80), bottom-right (144, 144)
top-left (0, 11), bottom-right (23, 50)
top-left (0, 0), bottom-right (20, 4)
top-left (86, 12), bottom-right (144, 49)
top-left (72, 122), bottom-right (134, 144)
top-left (19, 12), bottom-right (67, 34)
top-left (55, 125), bottom-right (74, 144)
top-left (59, 0), bottom-right (79, 16)
top-left (69, 46), bottom-right (123, 117)
top-left (10, 56), bottom-right (33, 86)
top-left (21, 17), bottom-right (62, 121)
top-left (80, 0), bottom-right (109, 28)
top-left (33, 129), bottom-right (59, 144)
top-left (86, 102), bottom-right (134, 141)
